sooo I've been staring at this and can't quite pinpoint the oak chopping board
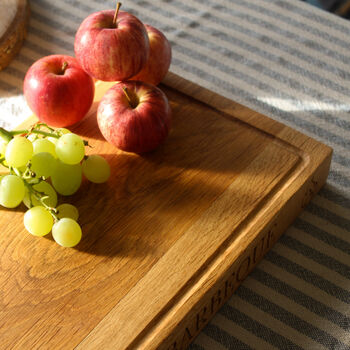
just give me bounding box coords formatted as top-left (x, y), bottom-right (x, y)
top-left (0, 73), bottom-right (332, 350)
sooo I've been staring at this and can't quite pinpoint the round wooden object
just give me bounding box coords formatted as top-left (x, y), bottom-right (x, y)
top-left (0, 0), bottom-right (30, 71)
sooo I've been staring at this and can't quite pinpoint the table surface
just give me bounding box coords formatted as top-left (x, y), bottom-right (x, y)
top-left (0, 1), bottom-right (349, 349)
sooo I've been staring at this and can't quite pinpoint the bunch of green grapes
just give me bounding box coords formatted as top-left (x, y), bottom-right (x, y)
top-left (0, 123), bottom-right (110, 247)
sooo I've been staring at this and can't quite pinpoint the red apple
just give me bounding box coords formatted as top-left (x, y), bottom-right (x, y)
top-left (131, 24), bottom-right (172, 86)
top-left (23, 55), bottom-right (95, 127)
top-left (74, 5), bottom-right (149, 82)
top-left (97, 81), bottom-right (171, 153)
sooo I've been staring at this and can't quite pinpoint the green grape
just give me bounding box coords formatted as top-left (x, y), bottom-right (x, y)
top-left (51, 161), bottom-right (82, 195)
top-left (0, 173), bottom-right (9, 187)
top-left (52, 218), bottom-right (82, 247)
top-left (24, 206), bottom-right (53, 236)
top-left (55, 133), bottom-right (84, 165)
top-left (5, 136), bottom-right (33, 168)
top-left (23, 181), bottom-right (57, 209)
top-left (56, 203), bottom-right (79, 221)
top-left (27, 133), bottom-right (37, 142)
top-left (33, 138), bottom-right (56, 157)
top-left (30, 152), bottom-right (56, 178)
top-left (0, 175), bottom-right (25, 208)
top-left (47, 128), bottom-right (71, 145)
top-left (57, 128), bottom-right (71, 135)
top-left (47, 136), bottom-right (58, 146)
top-left (0, 173), bottom-right (7, 182)
top-left (82, 155), bottom-right (110, 183)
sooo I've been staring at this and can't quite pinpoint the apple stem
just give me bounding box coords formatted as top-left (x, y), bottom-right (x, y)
top-left (113, 2), bottom-right (122, 27)
top-left (122, 87), bottom-right (138, 108)
top-left (61, 61), bottom-right (68, 74)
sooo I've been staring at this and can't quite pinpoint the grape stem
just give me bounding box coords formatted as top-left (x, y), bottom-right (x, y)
top-left (23, 180), bottom-right (59, 222)
top-left (1, 124), bottom-right (91, 144)
top-left (1, 122), bottom-right (60, 140)
top-left (34, 123), bottom-right (55, 132)
top-left (12, 167), bottom-right (53, 213)
top-left (0, 157), bottom-right (8, 168)
top-left (0, 127), bottom-right (13, 142)
top-left (10, 166), bottom-right (21, 177)
top-left (4, 135), bottom-right (60, 222)
top-left (1, 122), bottom-right (86, 224)
top-left (11, 129), bottom-right (60, 138)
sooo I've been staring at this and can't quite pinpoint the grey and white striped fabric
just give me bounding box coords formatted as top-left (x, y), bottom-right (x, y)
top-left (1, 1), bottom-right (349, 349)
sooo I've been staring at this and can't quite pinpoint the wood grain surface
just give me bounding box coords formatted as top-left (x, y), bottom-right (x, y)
top-left (0, 73), bottom-right (332, 350)
top-left (0, 0), bottom-right (29, 71)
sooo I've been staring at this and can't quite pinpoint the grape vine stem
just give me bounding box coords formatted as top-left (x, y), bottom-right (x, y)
top-left (23, 180), bottom-right (59, 222)
top-left (12, 129), bottom-right (60, 138)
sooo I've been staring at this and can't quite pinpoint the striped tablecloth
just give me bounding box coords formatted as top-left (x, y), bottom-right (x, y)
top-left (1, 1), bottom-right (349, 349)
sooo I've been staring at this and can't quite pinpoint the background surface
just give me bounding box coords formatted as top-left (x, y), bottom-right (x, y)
top-left (0, 1), bottom-right (349, 349)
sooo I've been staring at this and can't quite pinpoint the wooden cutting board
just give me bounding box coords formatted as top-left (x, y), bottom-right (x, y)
top-left (0, 0), bottom-right (29, 71)
top-left (0, 73), bottom-right (332, 350)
